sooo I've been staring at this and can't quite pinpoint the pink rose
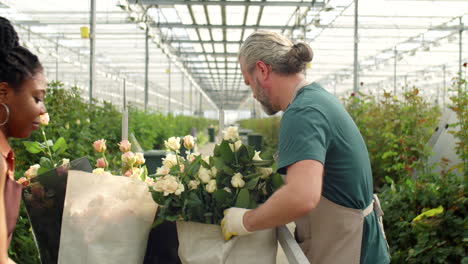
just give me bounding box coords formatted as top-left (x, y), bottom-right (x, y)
top-left (39, 113), bottom-right (50, 126)
top-left (118, 140), bottom-right (132, 153)
top-left (16, 177), bottom-right (30, 187)
top-left (183, 135), bottom-right (195, 150)
top-left (95, 158), bottom-right (107, 168)
top-left (93, 139), bottom-right (107, 153)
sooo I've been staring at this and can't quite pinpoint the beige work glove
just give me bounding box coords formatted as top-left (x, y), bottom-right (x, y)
top-left (221, 208), bottom-right (251, 240)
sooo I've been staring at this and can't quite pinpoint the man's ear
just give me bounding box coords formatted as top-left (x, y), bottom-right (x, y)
top-left (0, 82), bottom-right (12, 103)
top-left (255, 61), bottom-right (271, 81)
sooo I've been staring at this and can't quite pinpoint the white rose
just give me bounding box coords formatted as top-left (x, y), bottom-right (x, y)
top-left (156, 166), bottom-right (170, 175)
top-left (92, 168), bottom-right (112, 177)
top-left (211, 167), bottom-right (218, 178)
top-left (188, 180), bottom-right (200, 190)
top-left (231, 172), bottom-right (245, 188)
top-left (62, 158), bottom-right (70, 167)
top-left (229, 140), bottom-right (243, 152)
top-left (163, 177), bottom-right (179, 196)
top-left (25, 164), bottom-right (41, 179)
top-left (198, 167), bottom-right (211, 183)
top-left (206, 179), bottom-right (217, 193)
top-left (165, 137), bottom-right (181, 152)
top-left (258, 167), bottom-right (273, 179)
top-left (253, 151), bottom-right (262, 161)
top-left (175, 182), bottom-right (185, 196)
top-left (135, 152), bottom-right (145, 165)
top-left (162, 154), bottom-right (178, 168)
top-left (223, 126), bottom-right (239, 141)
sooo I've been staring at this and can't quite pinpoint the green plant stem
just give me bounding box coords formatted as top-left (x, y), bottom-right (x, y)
top-left (41, 128), bottom-right (56, 166)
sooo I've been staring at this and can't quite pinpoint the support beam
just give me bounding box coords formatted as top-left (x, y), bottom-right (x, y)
top-left (145, 25), bottom-right (149, 111)
top-left (89, 0), bottom-right (96, 103)
top-left (128, 0), bottom-right (325, 7)
top-left (353, 0), bottom-right (359, 93)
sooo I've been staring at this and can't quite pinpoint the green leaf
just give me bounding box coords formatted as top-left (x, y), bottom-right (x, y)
top-left (140, 166), bottom-right (148, 181)
top-left (213, 189), bottom-right (227, 204)
top-left (39, 157), bottom-right (53, 170)
top-left (271, 173), bottom-right (284, 189)
top-left (412, 205), bottom-right (444, 222)
top-left (235, 188), bottom-right (250, 208)
top-left (219, 140), bottom-right (234, 163)
top-left (52, 137), bottom-right (68, 154)
top-left (23, 141), bottom-right (43, 154)
top-left (37, 167), bottom-right (49, 175)
top-left (245, 177), bottom-right (260, 190)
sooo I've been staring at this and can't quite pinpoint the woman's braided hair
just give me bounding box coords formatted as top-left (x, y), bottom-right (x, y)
top-left (0, 16), bottom-right (43, 90)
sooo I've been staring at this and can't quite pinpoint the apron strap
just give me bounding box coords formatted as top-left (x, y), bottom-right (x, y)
top-left (372, 194), bottom-right (390, 253)
top-left (363, 200), bottom-right (374, 217)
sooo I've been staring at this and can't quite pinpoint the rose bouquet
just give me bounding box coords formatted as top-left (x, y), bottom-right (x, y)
top-left (57, 139), bottom-right (157, 264)
top-left (147, 127), bottom-right (283, 264)
top-left (19, 113), bottom-right (94, 264)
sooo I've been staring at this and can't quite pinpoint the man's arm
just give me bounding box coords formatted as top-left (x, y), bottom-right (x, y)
top-left (243, 159), bottom-right (323, 232)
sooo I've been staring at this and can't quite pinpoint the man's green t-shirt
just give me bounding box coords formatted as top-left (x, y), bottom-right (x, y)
top-left (277, 82), bottom-right (390, 264)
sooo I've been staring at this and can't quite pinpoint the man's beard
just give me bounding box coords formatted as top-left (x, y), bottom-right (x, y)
top-left (253, 77), bottom-right (278, 115)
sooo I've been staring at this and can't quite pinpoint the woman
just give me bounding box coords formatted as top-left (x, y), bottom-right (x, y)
top-left (0, 16), bottom-right (47, 264)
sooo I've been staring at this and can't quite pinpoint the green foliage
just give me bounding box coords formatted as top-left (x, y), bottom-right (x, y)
top-left (380, 170), bottom-right (467, 264)
top-left (151, 135), bottom-right (283, 226)
top-left (447, 69), bottom-right (468, 177)
top-left (128, 106), bottom-right (213, 150)
top-left (238, 116), bottom-right (281, 159)
top-left (344, 88), bottom-right (440, 188)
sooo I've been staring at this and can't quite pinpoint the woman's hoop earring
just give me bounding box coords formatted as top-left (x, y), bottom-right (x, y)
top-left (0, 103), bottom-right (10, 126)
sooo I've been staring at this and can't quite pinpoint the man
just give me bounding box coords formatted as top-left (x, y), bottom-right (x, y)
top-left (221, 30), bottom-right (390, 264)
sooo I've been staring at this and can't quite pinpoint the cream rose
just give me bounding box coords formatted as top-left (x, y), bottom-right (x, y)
top-left (253, 151), bottom-right (262, 161)
top-left (231, 172), bottom-right (245, 188)
top-left (25, 164), bottom-right (40, 179)
top-left (258, 167), bottom-right (273, 179)
top-left (206, 179), bottom-right (217, 193)
top-left (165, 137), bottom-right (181, 152)
top-left (223, 126), bottom-right (239, 141)
top-left (39, 113), bottom-right (50, 126)
top-left (188, 180), bottom-right (200, 190)
top-left (197, 167), bottom-right (211, 183)
top-left (162, 154), bottom-right (178, 168)
top-left (135, 152), bottom-right (145, 166)
top-left (156, 166), bottom-right (170, 175)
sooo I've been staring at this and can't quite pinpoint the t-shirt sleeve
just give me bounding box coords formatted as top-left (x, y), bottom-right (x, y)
top-left (277, 106), bottom-right (332, 174)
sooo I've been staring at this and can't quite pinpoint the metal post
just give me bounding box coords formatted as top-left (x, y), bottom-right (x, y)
top-left (218, 109), bottom-right (225, 140)
top-left (189, 82), bottom-right (193, 115)
top-left (198, 91), bottom-right (202, 117)
top-left (459, 17), bottom-right (463, 78)
top-left (393, 47), bottom-right (397, 95)
top-left (144, 25), bottom-right (149, 111)
top-left (168, 60), bottom-right (171, 113)
top-left (353, 0), bottom-right (359, 93)
top-left (55, 38), bottom-right (59, 81)
top-left (443, 65), bottom-right (446, 110)
top-left (334, 75), bottom-right (337, 95)
top-left (89, 0), bottom-right (96, 104)
top-left (122, 78), bottom-right (128, 141)
top-left (181, 74), bottom-right (185, 115)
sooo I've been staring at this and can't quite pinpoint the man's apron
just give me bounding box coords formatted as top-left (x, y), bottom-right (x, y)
top-left (294, 195), bottom-right (388, 264)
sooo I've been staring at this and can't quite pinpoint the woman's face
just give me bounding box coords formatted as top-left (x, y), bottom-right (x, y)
top-left (2, 72), bottom-right (47, 138)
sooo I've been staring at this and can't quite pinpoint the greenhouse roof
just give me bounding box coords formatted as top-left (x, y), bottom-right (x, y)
top-left (1, 0), bottom-right (467, 113)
